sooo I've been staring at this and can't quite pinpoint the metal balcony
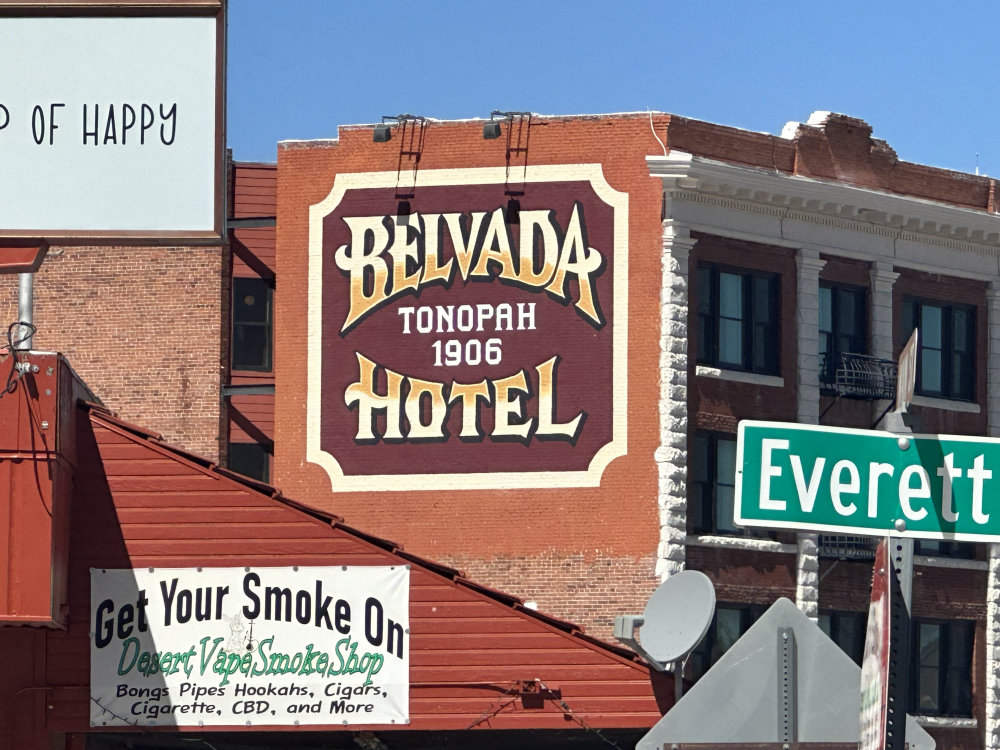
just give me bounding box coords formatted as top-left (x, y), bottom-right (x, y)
top-left (821, 352), bottom-right (897, 400)
top-left (818, 535), bottom-right (878, 561)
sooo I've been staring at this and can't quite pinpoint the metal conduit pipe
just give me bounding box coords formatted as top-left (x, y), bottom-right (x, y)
top-left (16, 271), bottom-right (33, 351)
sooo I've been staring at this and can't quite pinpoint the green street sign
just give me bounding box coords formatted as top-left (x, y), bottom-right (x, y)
top-left (735, 420), bottom-right (1000, 541)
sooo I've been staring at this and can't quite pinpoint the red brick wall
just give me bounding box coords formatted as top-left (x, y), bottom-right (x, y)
top-left (441, 552), bottom-right (659, 636)
top-left (226, 165), bottom-right (277, 475)
top-left (274, 115), bottom-right (670, 638)
top-left (666, 113), bottom-right (997, 213)
top-left (0, 244), bottom-right (225, 460)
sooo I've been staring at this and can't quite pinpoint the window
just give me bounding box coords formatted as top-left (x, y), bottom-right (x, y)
top-left (228, 442), bottom-right (271, 483)
top-left (691, 432), bottom-right (772, 537)
top-left (901, 299), bottom-right (975, 401)
top-left (819, 283), bottom-right (866, 385)
top-left (686, 603), bottom-right (766, 682)
top-left (818, 610), bottom-right (866, 665)
top-left (914, 540), bottom-right (976, 560)
top-left (910, 619), bottom-right (974, 716)
top-left (697, 265), bottom-right (780, 374)
top-left (690, 433), bottom-right (738, 534)
top-left (232, 276), bottom-right (273, 371)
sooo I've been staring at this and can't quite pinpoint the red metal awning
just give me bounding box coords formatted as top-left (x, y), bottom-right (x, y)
top-left (0, 241), bottom-right (48, 273)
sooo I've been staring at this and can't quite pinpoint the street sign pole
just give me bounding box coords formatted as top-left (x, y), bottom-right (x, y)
top-left (877, 330), bottom-right (918, 750)
top-left (884, 329), bottom-right (918, 613)
top-left (737, 330), bottom-right (925, 750)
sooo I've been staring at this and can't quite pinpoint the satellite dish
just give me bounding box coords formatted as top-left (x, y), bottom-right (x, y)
top-left (638, 570), bottom-right (716, 663)
top-left (614, 570), bottom-right (716, 669)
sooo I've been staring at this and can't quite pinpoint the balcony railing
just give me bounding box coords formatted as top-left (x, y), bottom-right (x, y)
top-left (821, 352), bottom-right (897, 400)
top-left (818, 535), bottom-right (878, 561)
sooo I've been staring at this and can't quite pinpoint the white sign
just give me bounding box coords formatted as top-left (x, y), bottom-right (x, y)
top-left (0, 17), bottom-right (219, 235)
top-left (895, 329), bottom-right (919, 414)
top-left (859, 539), bottom-right (891, 750)
top-left (90, 567), bottom-right (409, 727)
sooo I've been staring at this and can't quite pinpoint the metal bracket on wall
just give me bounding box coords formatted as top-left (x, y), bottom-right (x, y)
top-left (227, 216), bottom-right (276, 229)
top-left (221, 384), bottom-right (275, 397)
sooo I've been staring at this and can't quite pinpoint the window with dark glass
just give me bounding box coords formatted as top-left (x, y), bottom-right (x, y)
top-left (818, 610), bottom-right (866, 665)
top-left (901, 299), bottom-right (975, 401)
top-left (232, 276), bottom-right (273, 371)
top-left (910, 619), bottom-right (974, 716)
top-left (686, 603), bottom-right (766, 682)
top-left (227, 441), bottom-right (271, 483)
top-left (691, 433), bottom-right (774, 537)
top-left (690, 433), bottom-right (738, 534)
top-left (819, 283), bottom-right (866, 386)
top-left (914, 540), bottom-right (976, 559)
top-left (697, 265), bottom-right (780, 375)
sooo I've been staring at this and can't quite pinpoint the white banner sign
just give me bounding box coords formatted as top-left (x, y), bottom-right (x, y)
top-left (0, 17), bottom-right (219, 234)
top-left (90, 567), bottom-right (409, 727)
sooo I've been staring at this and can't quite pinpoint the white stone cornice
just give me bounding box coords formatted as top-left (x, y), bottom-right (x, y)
top-left (648, 151), bottom-right (1000, 262)
top-left (870, 261), bottom-right (900, 284)
top-left (796, 251), bottom-right (826, 275)
top-left (661, 219), bottom-right (696, 254)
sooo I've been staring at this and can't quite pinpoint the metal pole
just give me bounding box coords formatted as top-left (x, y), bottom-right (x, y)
top-left (881, 413), bottom-right (913, 750)
top-left (16, 271), bottom-right (33, 351)
top-left (884, 418), bottom-right (914, 615)
top-left (889, 535), bottom-right (914, 613)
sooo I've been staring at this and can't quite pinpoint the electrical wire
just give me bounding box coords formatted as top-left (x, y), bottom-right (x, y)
top-left (554, 698), bottom-right (624, 750)
top-left (2, 320), bottom-right (35, 398)
top-left (466, 695), bottom-right (521, 729)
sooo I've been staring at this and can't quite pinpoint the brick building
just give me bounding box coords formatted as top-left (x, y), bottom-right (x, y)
top-left (5, 109), bottom-right (1000, 749)
top-left (0, 352), bottom-right (667, 749)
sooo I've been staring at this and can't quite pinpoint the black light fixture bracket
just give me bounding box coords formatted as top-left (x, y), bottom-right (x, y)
top-left (374, 113), bottom-right (427, 143)
top-left (483, 110), bottom-right (532, 140)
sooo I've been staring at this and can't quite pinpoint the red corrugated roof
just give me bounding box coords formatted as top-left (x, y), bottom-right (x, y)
top-left (87, 402), bottom-right (625, 652)
top-left (53, 401), bottom-right (668, 733)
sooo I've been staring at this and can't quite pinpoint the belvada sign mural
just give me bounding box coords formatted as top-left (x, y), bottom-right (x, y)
top-left (90, 566), bottom-right (409, 727)
top-left (307, 165), bottom-right (628, 492)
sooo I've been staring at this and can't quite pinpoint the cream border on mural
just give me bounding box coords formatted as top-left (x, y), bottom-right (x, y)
top-left (307, 164), bottom-right (628, 492)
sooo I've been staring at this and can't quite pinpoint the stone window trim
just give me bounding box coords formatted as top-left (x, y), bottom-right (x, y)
top-left (909, 395), bottom-right (981, 414)
top-left (914, 716), bottom-right (977, 729)
top-left (695, 365), bottom-right (785, 387)
top-left (914, 555), bottom-right (987, 571)
top-left (685, 535), bottom-right (795, 555)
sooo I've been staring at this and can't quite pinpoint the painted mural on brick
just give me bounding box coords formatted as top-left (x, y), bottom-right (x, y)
top-left (307, 165), bottom-right (628, 491)
top-left (90, 566), bottom-right (409, 727)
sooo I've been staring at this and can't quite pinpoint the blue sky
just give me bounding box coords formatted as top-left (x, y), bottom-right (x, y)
top-left (227, 1), bottom-right (1000, 176)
